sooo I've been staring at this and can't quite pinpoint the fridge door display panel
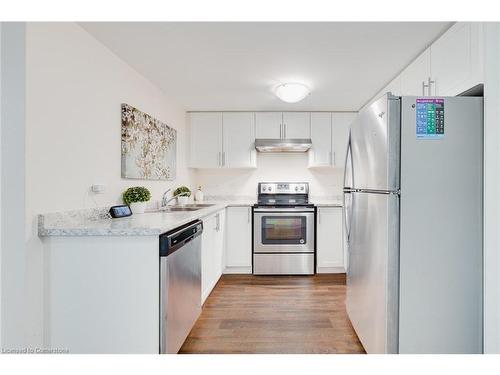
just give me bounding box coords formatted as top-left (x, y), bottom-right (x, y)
top-left (416, 98), bottom-right (445, 139)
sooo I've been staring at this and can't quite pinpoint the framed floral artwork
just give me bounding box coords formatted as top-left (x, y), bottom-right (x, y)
top-left (121, 103), bottom-right (176, 180)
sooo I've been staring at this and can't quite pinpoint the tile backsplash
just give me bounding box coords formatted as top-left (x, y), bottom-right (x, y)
top-left (194, 153), bottom-right (344, 200)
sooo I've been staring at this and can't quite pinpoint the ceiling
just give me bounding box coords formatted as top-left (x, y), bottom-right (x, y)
top-left (80, 22), bottom-right (452, 111)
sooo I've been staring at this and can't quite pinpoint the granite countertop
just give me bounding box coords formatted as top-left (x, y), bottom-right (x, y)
top-left (38, 195), bottom-right (342, 237)
top-left (309, 199), bottom-right (343, 207)
top-left (39, 200), bottom-right (256, 237)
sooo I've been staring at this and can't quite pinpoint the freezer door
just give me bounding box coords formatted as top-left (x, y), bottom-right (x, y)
top-left (350, 93), bottom-right (401, 191)
top-left (346, 191), bottom-right (399, 354)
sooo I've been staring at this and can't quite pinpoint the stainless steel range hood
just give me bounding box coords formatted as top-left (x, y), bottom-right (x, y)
top-left (255, 138), bottom-right (312, 152)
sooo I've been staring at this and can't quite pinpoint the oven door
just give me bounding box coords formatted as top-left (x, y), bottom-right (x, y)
top-left (253, 207), bottom-right (315, 253)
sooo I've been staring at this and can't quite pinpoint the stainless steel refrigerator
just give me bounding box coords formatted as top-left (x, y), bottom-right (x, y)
top-left (343, 94), bottom-right (483, 354)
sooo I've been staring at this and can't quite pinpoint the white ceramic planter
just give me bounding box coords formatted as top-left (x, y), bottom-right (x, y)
top-left (129, 201), bottom-right (146, 214)
top-left (177, 196), bottom-right (189, 206)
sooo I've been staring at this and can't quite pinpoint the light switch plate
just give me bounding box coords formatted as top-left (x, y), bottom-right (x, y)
top-left (90, 184), bottom-right (106, 194)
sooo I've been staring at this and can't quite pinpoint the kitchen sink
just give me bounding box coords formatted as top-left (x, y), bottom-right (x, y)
top-left (162, 207), bottom-right (201, 212)
top-left (181, 204), bottom-right (215, 208)
top-left (151, 203), bottom-right (216, 213)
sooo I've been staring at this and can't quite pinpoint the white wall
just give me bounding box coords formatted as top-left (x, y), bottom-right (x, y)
top-left (483, 22), bottom-right (500, 354)
top-left (24, 23), bottom-right (193, 347)
top-left (194, 153), bottom-right (344, 199)
top-left (1, 23), bottom-right (26, 350)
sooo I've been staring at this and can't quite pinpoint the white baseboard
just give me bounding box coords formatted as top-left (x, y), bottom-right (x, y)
top-left (316, 266), bottom-right (346, 274)
top-left (223, 266), bottom-right (252, 274)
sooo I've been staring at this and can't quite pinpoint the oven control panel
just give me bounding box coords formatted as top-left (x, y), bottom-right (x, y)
top-left (259, 182), bottom-right (309, 194)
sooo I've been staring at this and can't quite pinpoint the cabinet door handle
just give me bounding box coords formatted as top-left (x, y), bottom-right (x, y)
top-left (218, 152), bottom-right (221, 167)
top-left (280, 124), bottom-right (282, 139)
top-left (333, 151), bottom-right (336, 166)
top-left (428, 77), bottom-right (435, 96)
top-left (284, 124), bottom-right (286, 139)
top-left (318, 208), bottom-right (321, 225)
top-left (248, 207), bottom-right (251, 223)
top-left (422, 77), bottom-right (435, 96)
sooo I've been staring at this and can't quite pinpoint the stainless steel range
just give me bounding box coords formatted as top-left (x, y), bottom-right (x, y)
top-left (253, 182), bottom-right (315, 275)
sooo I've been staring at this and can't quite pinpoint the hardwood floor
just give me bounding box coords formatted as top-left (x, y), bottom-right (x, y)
top-left (179, 274), bottom-right (365, 354)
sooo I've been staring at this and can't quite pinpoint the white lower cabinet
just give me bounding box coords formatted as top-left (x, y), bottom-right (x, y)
top-left (316, 207), bottom-right (345, 273)
top-left (201, 209), bottom-right (225, 304)
top-left (43, 236), bottom-right (159, 353)
top-left (224, 206), bottom-right (252, 274)
top-left (213, 210), bottom-right (225, 280)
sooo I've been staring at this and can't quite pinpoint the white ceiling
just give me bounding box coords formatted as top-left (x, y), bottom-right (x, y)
top-left (80, 22), bottom-right (452, 111)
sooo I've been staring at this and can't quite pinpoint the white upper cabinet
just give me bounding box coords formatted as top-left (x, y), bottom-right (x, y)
top-left (431, 22), bottom-right (484, 96)
top-left (190, 112), bottom-right (222, 168)
top-left (377, 75), bottom-right (402, 101)
top-left (309, 112), bottom-right (332, 167)
top-left (383, 75), bottom-right (402, 97)
top-left (255, 112), bottom-right (310, 139)
top-left (365, 22), bottom-right (484, 106)
top-left (282, 112), bottom-right (311, 139)
top-left (255, 112), bottom-right (282, 139)
top-left (190, 112), bottom-right (256, 168)
top-left (222, 112), bottom-right (256, 168)
top-left (401, 47), bottom-right (431, 96)
top-left (361, 74), bottom-right (402, 113)
top-left (332, 113), bottom-right (356, 168)
top-left (308, 112), bottom-right (355, 168)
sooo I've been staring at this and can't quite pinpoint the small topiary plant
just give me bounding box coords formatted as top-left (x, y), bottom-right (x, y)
top-left (123, 186), bottom-right (151, 205)
top-left (173, 186), bottom-right (191, 197)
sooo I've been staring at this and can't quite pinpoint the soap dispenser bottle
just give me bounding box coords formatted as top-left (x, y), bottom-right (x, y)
top-left (195, 186), bottom-right (204, 202)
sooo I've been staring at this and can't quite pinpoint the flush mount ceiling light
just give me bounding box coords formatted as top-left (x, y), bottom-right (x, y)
top-left (275, 83), bottom-right (310, 103)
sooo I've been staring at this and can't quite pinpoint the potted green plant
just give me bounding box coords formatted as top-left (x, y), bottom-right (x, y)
top-left (173, 186), bottom-right (191, 206)
top-left (123, 186), bottom-right (151, 214)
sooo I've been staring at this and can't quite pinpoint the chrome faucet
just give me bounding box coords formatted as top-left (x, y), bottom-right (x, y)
top-left (161, 188), bottom-right (190, 208)
top-left (161, 189), bottom-right (172, 208)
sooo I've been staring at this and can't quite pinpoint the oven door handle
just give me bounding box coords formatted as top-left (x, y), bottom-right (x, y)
top-left (253, 207), bottom-right (315, 213)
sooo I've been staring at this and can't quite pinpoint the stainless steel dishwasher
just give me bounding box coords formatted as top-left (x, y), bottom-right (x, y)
top-left (159, 220), bottom-right (203, 354)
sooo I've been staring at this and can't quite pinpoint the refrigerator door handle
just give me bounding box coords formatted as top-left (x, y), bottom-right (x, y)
top-left (343, 190), bottom-right (353, 243)
top-left (343, 191), bottom-right (353, 276)
top-left (343, 134), bottom-right (354, 244)
top-left (343, 133), bottom-right (351, 189)
top-left (346, 133), bottom-right (355, 189)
